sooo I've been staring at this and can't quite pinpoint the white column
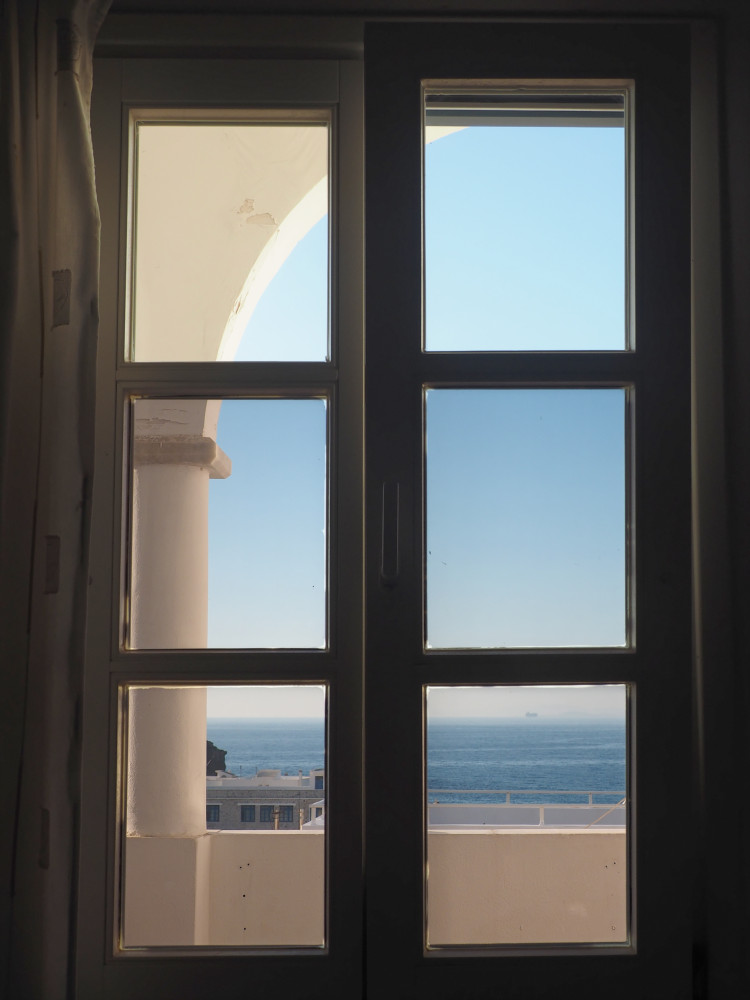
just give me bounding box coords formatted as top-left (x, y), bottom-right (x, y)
top-left (129, 403), bottom-right (230, 649)
top-left (126, 686), bottom-right (207, 837)
top-left (124, 683), bottom-right (211, 944)
top-left (127, 399), bottom-right (231, 836)
top-left (123, 400), bottom-right (230, 945)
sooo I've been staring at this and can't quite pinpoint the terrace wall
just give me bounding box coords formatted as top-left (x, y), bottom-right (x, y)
top-left (123, 827), bottom-right (625, 947)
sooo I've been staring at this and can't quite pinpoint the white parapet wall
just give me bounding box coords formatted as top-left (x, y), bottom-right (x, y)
top-left (122, 828), bottom-right (625, 949)
top-left (122, 830), bottom-right (324, 949)
top-left (208, 831), bottom-right (325, 947)
top-left (123, 834), bottom-right (212, 946)
top-left (427, 828), bottom-right (627, 946)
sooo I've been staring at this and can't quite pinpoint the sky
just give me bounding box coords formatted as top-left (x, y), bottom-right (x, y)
top-left (207, 397), bottom-right (326, 648)
top-left (426, 684), bottom-right (626, 720)
top-left (425, 387), bottom-right (625, 648)
top-left (205, 683), bottom-right (625, 719)
top-left (207, 684), bottom-right (326, 719)
top-left (424, 124), bottom-right (624, 351)
top-left (201, 117), bottom-right (627, 716)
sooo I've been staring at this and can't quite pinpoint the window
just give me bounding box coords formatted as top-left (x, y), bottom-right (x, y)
top-left (81, 18), bottom-right (695, 1000)
top-left (258, 804), bottom-right (294, 825)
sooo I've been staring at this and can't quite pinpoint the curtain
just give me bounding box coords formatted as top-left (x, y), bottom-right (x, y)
top-left (0, 2), bottom-right (111, 996)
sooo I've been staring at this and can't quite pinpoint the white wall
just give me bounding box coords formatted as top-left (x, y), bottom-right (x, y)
top-left (122, 828), bottom-right (624, 948)
top-left (123, 830), bottom-right (325, 948)
top-left (427, 828), bottom-right (626, 946)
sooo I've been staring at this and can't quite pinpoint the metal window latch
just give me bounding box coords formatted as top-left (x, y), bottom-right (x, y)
top-left (380, 480), bottom-right (399, 587)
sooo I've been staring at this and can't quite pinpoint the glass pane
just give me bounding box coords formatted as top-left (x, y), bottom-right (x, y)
top-left (131, 117), bottom-right (329, 361)
top-left (425, 389), bottom-right (627, 649)
top-left (425, 685), bottom-right (628, 947)
top-left (121, 685), bottom-right (326, 949)
top-left (424, 92), bottom-right (626, 351)
top-left (128, 397), bottom-right (327, 649)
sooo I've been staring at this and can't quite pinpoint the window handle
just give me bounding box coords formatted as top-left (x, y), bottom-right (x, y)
top-left (380, 480), bottom-right (400, 587)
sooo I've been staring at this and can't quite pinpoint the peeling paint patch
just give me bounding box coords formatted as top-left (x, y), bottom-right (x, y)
top-left (237, 198), bottom-right (277, 228)
top-left (245, 212), bottom-right (277, 228)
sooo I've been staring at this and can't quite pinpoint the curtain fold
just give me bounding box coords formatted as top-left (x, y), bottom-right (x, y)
top-left (1, 2), bottom-right (111, 996)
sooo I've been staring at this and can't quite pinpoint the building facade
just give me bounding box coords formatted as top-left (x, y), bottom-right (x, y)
top-left (206, 769), bottom-right (325, 830)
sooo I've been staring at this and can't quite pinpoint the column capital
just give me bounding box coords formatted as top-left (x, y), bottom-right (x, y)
top-left (132, 435), bottom-right (231, 479)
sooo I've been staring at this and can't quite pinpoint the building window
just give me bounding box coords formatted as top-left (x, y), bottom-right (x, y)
top-left (206, 804), bottom-right (220, 823)
top-left (258, 805), bottom-right (294, 824)
top-left (240, 805), bottom-right (256, 823)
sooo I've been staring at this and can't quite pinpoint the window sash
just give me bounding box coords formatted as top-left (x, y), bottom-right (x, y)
top-left (81, 53), bottom-right (364, 996)
top-left (364, 20), bottom-right (692, 999)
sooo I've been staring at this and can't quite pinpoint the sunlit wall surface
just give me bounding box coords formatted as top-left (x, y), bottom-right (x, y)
top-left (130, 118), bottom-right (329, 362)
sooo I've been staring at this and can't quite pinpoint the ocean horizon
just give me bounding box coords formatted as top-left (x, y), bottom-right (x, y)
top-left (207, 716), bottom-right (625, 804)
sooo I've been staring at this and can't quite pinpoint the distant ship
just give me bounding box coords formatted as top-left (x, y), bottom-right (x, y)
top-left (525, 712), bottom-right (538, 717)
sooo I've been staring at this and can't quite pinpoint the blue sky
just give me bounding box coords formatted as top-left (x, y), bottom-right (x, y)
top-left (205, 118), bottom-right (627, 715)
top-left (425, 125), bottom-right (624, 351)
top-left (207, 398), bottom-right (326, 649)
top-left (426, 388), bottom-right (625, 648)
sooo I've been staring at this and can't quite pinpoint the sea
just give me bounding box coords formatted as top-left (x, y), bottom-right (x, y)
top-left (207, 716), bottom-right (625, 805)
top-left (207, 718), bottom-right (325, 777)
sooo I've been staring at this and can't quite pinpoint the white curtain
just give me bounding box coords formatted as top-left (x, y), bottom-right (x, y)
top-left (0, 2), bottom-right (110, 996)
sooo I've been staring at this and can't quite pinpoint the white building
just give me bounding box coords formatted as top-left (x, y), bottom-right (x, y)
top-left (206, 768), bottom-right (325, 829)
